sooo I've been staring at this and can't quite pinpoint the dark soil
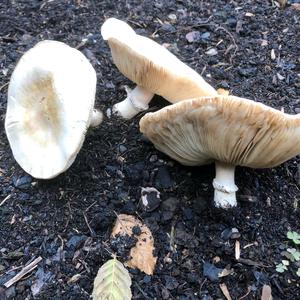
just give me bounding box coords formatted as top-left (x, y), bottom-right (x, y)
top-left (1, 0), bottom-right (300, 299)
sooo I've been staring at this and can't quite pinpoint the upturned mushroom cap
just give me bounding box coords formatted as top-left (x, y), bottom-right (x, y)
top-left (139, 96), bottom-right (300, 169)
top-left (101, 18), bottom-right (217, 102)
top-left (5, 40), bottom-right (102, 179)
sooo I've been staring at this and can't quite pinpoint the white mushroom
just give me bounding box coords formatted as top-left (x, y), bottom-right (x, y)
top-left (101, 18), bottom-right (217, 119)
top-left (5, 40), bottom-right (103, 179)
top-left (140, 96), bottom-right (300, 208)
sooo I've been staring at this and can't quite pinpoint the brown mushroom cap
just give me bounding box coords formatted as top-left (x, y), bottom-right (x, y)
top-left (140, 96), bottom-right (300, 168)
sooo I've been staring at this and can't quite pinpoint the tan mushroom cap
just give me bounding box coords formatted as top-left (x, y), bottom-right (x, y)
top-left (101, 18), bottom-right (217, 102)
top-left (140, 95), bottom-right (300, 169)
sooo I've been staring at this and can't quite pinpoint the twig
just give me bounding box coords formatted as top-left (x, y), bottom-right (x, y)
top-left (0, 194), bottom-right (12, 207)
top-left (238, 286), bottom-right (251, 300)
top-left (235, 240), bottom-right (241, 260)
top-left (219, 283), bottom-right (232, 300)
top-left (83, 212), bottom-right (96, 237)
top-left (0, 82), bottom-right (9, 92)
top-left (4, 256), bottom-right (42, 288)
top-left (199, 278), bottom-right (207, 294)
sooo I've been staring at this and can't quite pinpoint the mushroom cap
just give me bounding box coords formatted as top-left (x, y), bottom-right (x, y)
top-left (101, 18), bottom-right (217, 101)
top-left (5, 40), bottom-right (97, 179)
top-left (140, 96), bottom-right (300, 168)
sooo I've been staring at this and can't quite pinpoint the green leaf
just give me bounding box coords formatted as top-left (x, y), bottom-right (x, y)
top-left (282, 260), bottom-right (290, 266)
top-left (296, 268), bottom-right (300, 277)
top-left (287, 231), bottom-right (300, 245)
top-left (92, 258), bottom-right (132, 300)
top-left (276, 263), bottom-right (287, 273)
top-left (281, 251), bottom-right (295, 262)
top-left (287, 248), bottom-right (300, 261)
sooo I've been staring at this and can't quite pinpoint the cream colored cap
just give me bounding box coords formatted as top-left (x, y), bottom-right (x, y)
top-left (5, 40), bottom-right (101, 179)
top-left (101, 18), bottom-right (217, 102)
top-left (140, 96), bottom-right (300, 168)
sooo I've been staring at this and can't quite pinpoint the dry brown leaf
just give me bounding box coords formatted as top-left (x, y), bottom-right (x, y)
top-left (111, 214), bottom-right (157, 275)
top-left (261, 285), bottom-right (272, 300)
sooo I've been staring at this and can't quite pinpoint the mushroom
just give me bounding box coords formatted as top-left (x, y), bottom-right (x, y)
top-left (101, 18), bottom-right (217, 119)
top-left (139, 95), bottom-right (300, 208)
top-left (5, 40), bottom-right (103, 179)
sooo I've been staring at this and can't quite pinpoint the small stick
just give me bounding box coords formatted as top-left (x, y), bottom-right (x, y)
top-left (4, 256), bottom-right (42, 288)
top-left (219, 283), bottom-right (232, 300)
top-left (83, 212), bottom-right (96, 237)
top-left (0, 82), bottom-right (9, 92)
top-left (235, 240), bottom-right (241, 260)
top-left (238, 287), bottom-right (251, 300)
top-left (0, 194), bottom-right (12, 207)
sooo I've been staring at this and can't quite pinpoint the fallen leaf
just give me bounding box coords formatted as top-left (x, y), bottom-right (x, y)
top-left (112, 214), bottom-right (157, 275)
top-left (261, 284), bottom-right (272, 300)
top-left (92, 258), bottom-right (132, 300)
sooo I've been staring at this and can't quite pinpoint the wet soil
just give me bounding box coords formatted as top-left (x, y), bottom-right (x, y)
top-left (0, 0), bottom-right (300, 299)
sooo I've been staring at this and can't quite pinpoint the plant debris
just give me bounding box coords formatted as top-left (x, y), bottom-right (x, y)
top-left (111, 214), bottom-right (157, 275)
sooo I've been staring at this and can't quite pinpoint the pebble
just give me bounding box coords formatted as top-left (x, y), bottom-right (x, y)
top-left (118, 145), bottom-right (127, 153)
top-left (186, 31), bottom-right (210, 43)
top-left (221, 228), bottom-right (241, 240)
top-left (161, 23), bottom-right (175, 32)
top-left (140, 187), bottom-right (161, 212)
top-left (238, 67), bottom-right (257, 77)
top-left (205, 48), bottom-right (218, 56)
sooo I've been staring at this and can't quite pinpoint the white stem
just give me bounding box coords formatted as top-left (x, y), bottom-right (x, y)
top-left (90, 108), bottom-right (103, 127)
top-left (112, 85), bottom-right (154, 119)
top-left (213, 162), bottom-right (238, 208)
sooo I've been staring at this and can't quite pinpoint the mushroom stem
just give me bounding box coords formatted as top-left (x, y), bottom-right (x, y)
top-left (213, 162), bottom-right (238, 208)
top-left (90, 109), bottom-right (103, 127)
top-left (112, 85), bottom-right (154, 119)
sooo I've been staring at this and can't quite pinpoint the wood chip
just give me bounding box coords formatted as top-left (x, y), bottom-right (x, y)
top-left (271, 49), bottom-right (276, 60)
top-left (111, 214), bottom-right (157, 275)
top-left (4, 256), bottom-right (42, 288)
top-left (261, 284), bottom-right (272, 300)
top-left (220, 283), bottom-right (232, 300)
top-left (235, 240), bottom-right (241, 260)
